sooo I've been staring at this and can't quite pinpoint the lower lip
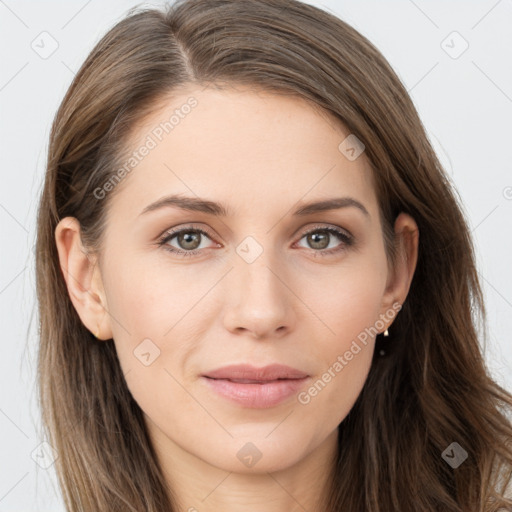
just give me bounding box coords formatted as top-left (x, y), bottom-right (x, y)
top-left (201, 376), bottom-right (309, 408)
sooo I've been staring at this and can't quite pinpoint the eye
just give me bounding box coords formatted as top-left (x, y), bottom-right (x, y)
top-left (295, 225), bottom-right (354, 256)
top-left (157, 224), bottom-right (354, 258)
top-left (157, 225), bottom-right (219, 256)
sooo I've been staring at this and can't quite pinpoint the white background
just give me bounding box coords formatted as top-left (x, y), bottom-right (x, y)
top-left (1, 0), bottom-right (511, 509)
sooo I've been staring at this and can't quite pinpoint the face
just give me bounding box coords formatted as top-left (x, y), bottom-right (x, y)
top-left (60, 84), bottom-right (416, 476)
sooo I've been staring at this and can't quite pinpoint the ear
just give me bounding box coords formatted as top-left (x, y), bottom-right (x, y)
top-left (54, 217), bottom-right (113, 340)
top-left (379, 212), bottom-right (419, 330)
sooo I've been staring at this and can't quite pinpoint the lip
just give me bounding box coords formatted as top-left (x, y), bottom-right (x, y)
top-left (201, 364), bottom-right (310, 408)
top-left (203, 363), bottom-right (309, 381)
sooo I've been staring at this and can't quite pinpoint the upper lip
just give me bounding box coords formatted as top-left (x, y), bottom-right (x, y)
top-left (203, 364), bottom-right (309, 381)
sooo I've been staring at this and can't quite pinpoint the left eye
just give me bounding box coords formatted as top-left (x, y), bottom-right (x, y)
top-left (296, 227), bottom-right (352, 252)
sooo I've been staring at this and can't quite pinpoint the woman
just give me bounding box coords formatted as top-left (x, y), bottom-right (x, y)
top-left (35, 0), bottom-right (512, 510)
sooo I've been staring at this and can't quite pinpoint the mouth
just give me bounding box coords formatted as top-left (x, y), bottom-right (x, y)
top-left (202, 363), bottom-right (309, 381)
top-left (205, 377), bottom-right (302, 384)
top-left (200, 366), bottom-right (310, 408)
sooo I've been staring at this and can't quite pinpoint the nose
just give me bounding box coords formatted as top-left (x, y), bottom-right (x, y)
top-left (222, 251), bottom-right (295, 340)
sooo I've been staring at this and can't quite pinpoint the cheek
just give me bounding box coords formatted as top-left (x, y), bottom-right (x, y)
top-left (292, 253), bottom-right (386, 424)
top-left (299, 250), bottom-right (387, 349)
top-left (101, 253), bottom-right (173, 366)
top-left (102, 252), bottom-right (221, 384)
top-left (104, 247), bottom-right (200, 332)
top-left (295, 307), bottom-right (379, 435)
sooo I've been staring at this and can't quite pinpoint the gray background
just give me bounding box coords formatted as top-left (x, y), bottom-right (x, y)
top-left (1, 0), bottom-right (511, 509)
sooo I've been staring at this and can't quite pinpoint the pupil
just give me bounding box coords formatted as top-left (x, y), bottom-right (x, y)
top-left (309, 231), bottom-right (329, 249)
top-left (180, 232), bottom-right (200, 250)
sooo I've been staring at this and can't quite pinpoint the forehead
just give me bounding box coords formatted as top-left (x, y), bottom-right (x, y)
top-left (111, 85), bottom-right (378, 222)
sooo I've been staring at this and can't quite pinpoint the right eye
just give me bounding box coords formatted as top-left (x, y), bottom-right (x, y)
top-left (158, 226), bottom-right (220, 257)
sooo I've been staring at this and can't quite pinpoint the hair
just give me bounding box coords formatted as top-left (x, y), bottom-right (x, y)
top-left (35, 0), bottom-right (512, 510)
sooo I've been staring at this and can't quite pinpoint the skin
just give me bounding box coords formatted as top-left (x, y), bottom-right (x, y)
top-left (55, 85), bottom-right (419, 512)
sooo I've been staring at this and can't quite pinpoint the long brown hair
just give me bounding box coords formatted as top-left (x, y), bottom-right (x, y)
top-left (35, 0), bottom-right (512, 510)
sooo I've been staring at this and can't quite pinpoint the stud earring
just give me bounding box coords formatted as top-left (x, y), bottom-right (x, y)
top-left (377, 328), bottom-right (390, 357)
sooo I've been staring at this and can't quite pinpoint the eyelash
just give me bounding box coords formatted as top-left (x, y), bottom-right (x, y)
top-left (157, 224), bottom-right (354, 258)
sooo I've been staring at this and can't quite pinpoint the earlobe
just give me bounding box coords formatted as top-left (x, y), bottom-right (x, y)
top-left (54, 217), bottom-right (113, 340)
top-left (379, 212), bottom-right (419, 330)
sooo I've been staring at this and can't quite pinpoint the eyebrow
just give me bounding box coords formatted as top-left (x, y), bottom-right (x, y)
top-left (138, 195), bottom-right (370, 218)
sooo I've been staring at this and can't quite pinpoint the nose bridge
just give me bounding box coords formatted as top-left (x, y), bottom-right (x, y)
top-left (222, 234), bottom-right (294, 338)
